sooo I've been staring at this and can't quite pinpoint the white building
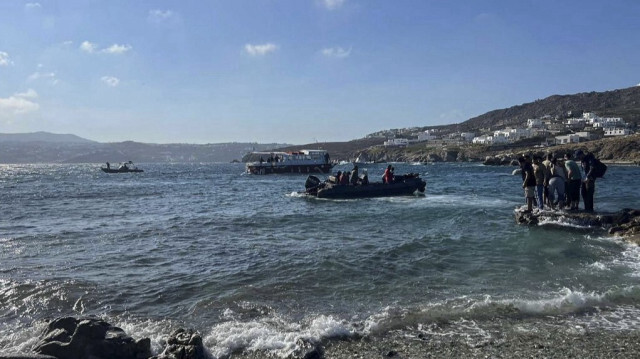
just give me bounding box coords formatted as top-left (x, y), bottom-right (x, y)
top-left (604, 128), bottom-right (633, 136)
top-left (555, 134), bottom-right (580, 144)
top-left (527, 119), bottom-right (543, 128)
top-left (472, 136), bottom-right (493, 145)
top-left (384, 138), bottom-right (409, 147)
top-left (460, 132), bottom-right (475, 142)
top-left (417, 132), bottom-right (438, 142)
top-left (575, 131), bottom-right (599, 141)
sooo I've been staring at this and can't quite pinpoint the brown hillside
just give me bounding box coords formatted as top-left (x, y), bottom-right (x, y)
top-left (460, 86), bottom-right (640, 131)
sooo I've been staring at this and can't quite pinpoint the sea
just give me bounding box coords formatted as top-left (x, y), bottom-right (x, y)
top-left (2, 162), bottom-right (640, 357)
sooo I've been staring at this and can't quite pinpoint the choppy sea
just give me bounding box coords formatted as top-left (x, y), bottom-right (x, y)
top-left (2, 162), bottom-right (640, 357)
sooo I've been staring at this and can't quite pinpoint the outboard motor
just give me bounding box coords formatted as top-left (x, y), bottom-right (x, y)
top-left (305, 175), bottom-right (321, 191)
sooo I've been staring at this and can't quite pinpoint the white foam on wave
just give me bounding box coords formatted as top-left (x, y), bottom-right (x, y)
top-left (0, 320), bottom-right (46, 353)
top-left (114, 317), bottom-right (177, 354)
top-left (612, 244), bottom-right (640, 277)
top-left (203, 314), bottom-right (352, 358)
top-left (423, 194), bottom-right (511, 208)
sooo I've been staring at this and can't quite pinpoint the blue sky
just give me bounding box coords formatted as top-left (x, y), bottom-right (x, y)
top-left (0, 0), bottom-right (638, 144)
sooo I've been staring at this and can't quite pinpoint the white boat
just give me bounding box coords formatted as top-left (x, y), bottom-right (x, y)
top-left (245, 149), bottom-right (334, 175)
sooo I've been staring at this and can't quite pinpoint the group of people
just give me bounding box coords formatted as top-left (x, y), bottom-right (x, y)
top-left (518, 150), bottom-right (603, 213)
top-left (334, 165), bottom-right (369, 185)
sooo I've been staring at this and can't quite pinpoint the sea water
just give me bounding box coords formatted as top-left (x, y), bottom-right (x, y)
top-left (1, 162), bottom-right (640, 357)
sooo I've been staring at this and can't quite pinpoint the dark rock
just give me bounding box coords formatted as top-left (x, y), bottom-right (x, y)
top-left (515, 208), bottom-right (640, 243)
top-left (0, 355), bottom-right (57, 359)
top-left (32, 317), bottom-right (151, 359)
top-left (152, 329), bottom-right (207, 359)
top-left (302, 346), bottom-right (325, 359)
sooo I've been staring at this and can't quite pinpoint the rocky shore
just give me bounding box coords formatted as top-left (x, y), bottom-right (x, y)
top-left (344, 133), bottom-right (640, 165)
top-left (8, 315), bottom-right (640, 359)
top-left (515, 208), bottom-right (640, 245)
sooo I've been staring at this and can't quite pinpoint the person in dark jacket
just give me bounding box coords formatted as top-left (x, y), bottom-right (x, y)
top-left (575, 150), bottom-right (597, 212)
top-left (518, 155), bottom-right (536, 213)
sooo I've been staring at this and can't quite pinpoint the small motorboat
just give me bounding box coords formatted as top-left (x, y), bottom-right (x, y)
top-left (303, 173), bottom-right (426, 199)
top-left (101, 161), bottom-right (144, 173)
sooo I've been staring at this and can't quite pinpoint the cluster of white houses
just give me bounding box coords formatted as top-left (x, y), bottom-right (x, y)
top-left (382, 112), bottom-right (634, 147)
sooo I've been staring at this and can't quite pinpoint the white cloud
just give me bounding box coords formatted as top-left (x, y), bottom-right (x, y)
top-left (102, 44), bottom-right (132, 54)
top-left (80, 41), bottom-right (97, 53)
top-left (25, 2), bottom-right (42, 10)
top-left (244, 43), bottom-right (278, 56)
top-left (0, 51), bottom-right (13, 66)
top-left (321, 46), bottom-right (352, 58)
top-left (321, 0), bottom-right (345, 10)
top-left (80, 41), bottom-right (132, 55)
top-left (27, 71), bottom-right (56, 81)
top-left (101, 76), bottom-right (120, 87)
top-left (148, 9), bottom-right (174, 23)
top-left (0, 89), bottom-right (40, 120)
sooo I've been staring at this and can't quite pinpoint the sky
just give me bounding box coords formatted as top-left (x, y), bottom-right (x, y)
top-left (0, 0), bottom-right (639, 144)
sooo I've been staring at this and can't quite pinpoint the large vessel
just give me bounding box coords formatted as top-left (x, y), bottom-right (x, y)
top-left (303, 173), bottom-right (426, 199)
top-left (245, 149), bottom-right (333, 175)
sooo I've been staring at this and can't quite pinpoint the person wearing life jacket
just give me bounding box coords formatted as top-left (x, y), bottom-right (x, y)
top-left (383, 165), bottom-right (394, 184)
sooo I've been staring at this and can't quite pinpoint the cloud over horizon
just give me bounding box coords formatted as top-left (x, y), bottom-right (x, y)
top-left (245, 43), bottom-right (278, 56)
top-left (0, 89), bottom-right (40, 122)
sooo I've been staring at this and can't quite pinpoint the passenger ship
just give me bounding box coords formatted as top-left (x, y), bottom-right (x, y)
top-left (245, 149), bottom-right (334, 175)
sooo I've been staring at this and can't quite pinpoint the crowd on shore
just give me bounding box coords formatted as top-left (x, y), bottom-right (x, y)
top-left (518, 149), bottom-right (606, 213)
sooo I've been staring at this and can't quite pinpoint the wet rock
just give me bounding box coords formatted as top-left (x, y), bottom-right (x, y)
top-left (32, 317), bottom-right (151, 359)
top-left (0, 355), bottom-right (57, 359)
top-left (515, 208), bottom-right (640, 243)
top-left (152, 328), bottom-right (207, 359)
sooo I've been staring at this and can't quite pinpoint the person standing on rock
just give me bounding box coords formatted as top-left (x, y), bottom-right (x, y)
top-left (518, 156), bottom-right (536, 213)
top-left (575, 150), bottom-right (598, 212)
top-left (542, 153), bottom-right (553, 206)
top-left (533, 155), bottom-right (546, 210)
top-left (547, 156), bottom-right (567, 210)
top-left (564, 152), bottom-right (581, 211)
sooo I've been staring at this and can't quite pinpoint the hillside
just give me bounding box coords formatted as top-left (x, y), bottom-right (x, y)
top-left (0, 131), bottom-right (96, 143)
top-left (0, 132), bottom-right (289, 163)
top-left (459, 86), bottom-right (640, 131)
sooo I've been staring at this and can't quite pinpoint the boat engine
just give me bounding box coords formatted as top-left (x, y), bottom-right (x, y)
top-left (305, 175), bottom-right (322, 191)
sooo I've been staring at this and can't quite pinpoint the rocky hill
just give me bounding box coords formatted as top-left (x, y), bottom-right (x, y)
top-left (0, 132), bottom-right (289, 163)
top-left (459, 86), bottom-right (640, 132)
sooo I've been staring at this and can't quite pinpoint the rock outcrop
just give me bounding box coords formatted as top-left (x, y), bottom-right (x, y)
top-left (152, 329), bottom-right (207, 359)
top-left (33, 317), bottom-right (151, 359)
top-left (515, 208), bottom-right (640, 244)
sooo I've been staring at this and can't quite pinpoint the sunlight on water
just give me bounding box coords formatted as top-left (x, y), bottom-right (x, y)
top-left (1, 163), bottom-right (640, 356)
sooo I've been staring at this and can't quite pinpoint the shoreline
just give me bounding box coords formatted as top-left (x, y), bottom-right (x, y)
top-left (229, 315), bottom-right (640, 358)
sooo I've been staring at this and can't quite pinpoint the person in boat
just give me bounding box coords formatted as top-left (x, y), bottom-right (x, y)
top-left (383, 165), bottom-right (394, 184)
top-left (350, 165), bottom-right (359, 185)
top-left (259, 157), bottom-right (264, 164)
top-left (324, 152), bottom-right (330, 164)
top-left (340, 170), bottom-right (350, 185)
top-left (361, 169), bottom-right (369, 185)
top-left (334, 171), bottom-right (342, 184)
top-left (106, 162), bottom-right (110, 169)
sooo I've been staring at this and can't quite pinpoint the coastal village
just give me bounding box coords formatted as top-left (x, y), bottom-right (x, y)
top-left (375, 111), bottom-right (635, 149)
